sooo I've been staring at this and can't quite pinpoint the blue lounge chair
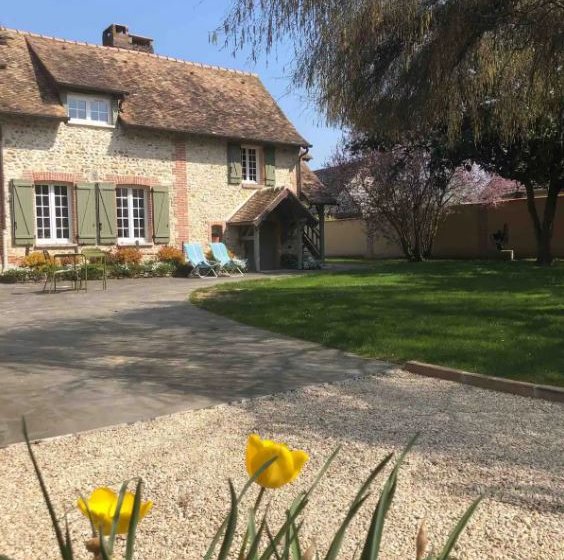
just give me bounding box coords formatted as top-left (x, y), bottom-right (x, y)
top-left (183, 242), bottom-right (219, 278)
top-left (210, 242), bottom-right (246, 276)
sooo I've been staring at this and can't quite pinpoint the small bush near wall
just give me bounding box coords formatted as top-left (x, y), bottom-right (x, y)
top-left (157, 245), bottom-right (185, 265)
top-left (109, 246), bottom-right (143, 265)
top-left (20, 251), bottom-right (48, 269)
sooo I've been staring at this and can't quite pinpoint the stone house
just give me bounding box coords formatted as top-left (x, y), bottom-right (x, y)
top-left (0, 24), bottom-right (331, 271)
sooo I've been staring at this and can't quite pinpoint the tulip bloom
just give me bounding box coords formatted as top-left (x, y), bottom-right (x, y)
top-left (246, 434), bottom-right (309, 489)
top-left (77, 487), bottom-right (153, 535)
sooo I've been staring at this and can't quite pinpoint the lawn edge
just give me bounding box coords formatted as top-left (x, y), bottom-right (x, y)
top-left (405, 361), bottom-right (564, 403)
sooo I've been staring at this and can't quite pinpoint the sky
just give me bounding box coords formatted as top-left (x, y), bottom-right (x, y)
top-left (2, 0), bottom-right (342, 169)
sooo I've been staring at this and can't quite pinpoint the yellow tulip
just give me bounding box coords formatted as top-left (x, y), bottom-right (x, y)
top-left (246, 434), bottom-right (309, 489)
top-left (77, 487), bottom-right (153, 535)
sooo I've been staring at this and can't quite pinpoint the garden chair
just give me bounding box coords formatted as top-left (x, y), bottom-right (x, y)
top-left (183, 242), bottom-right (220, 278)
top-left (81, 247), bottom-right (108, 290)
top-left (210, 242), bottom-right (246, 276)
top-left (42, 250), bottom-right (79, 293)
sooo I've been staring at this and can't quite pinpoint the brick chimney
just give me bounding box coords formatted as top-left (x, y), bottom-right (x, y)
top-left (102, 24), bottom-right (154, 53)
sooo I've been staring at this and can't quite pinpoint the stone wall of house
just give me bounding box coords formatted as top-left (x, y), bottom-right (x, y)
top-left (0, 115), bottom-right (300, 265)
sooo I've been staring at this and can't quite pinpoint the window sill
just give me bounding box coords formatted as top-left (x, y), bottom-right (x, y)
top-left (117, 242), bottom-right (153, 248)
top-left (35, 243), bottom-right (78, 250)
top-left (66, 121), bottom-right (116, 129)
top-left (242, 183), bottom-right (265, 190)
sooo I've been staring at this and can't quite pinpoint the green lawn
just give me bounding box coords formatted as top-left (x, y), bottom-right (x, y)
top-left (192, 260), bottom-right (564, 387)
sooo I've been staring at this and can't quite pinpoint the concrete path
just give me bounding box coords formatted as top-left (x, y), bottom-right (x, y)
top-left (0, 276), bottom-right (392, 446)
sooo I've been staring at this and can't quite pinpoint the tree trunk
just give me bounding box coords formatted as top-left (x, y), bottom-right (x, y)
top-left (523, 181), bottom-right (560, 266)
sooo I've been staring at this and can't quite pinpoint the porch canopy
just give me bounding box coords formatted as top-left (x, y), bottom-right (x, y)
top-left (228, 187), bottom-right (317, 271)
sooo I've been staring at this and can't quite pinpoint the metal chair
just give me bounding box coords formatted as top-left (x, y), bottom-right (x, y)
top-left (81, 247), bottom-right (108, 290)
top-left (42, 250), bottom-right (80, 293)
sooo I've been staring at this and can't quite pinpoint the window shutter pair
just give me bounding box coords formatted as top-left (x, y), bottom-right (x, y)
top-left (75, 182), bottom-right (117, 245)
top-left (76, 183), bottom-right (170, 245)
top-left (227, 143), bottom-right (276, 186)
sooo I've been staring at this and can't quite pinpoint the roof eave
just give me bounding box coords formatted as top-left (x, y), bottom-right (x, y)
top-left (121, 119), bottom-right (309, 147)
top-left (0, 108), bottom-right (67, 121)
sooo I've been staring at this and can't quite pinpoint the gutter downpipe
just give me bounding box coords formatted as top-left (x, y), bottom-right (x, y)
top-left (0, 124), bottom-right (7, 271)
top-left (297, 146), bottom-right (310, 199)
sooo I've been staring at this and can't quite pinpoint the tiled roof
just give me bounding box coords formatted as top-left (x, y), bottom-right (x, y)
top-left (228, 187), bottom-right (315, 226)
top-left (0, 28), bottom-right (309, 146)
top-left (300, 162), bottom-right (336, 204)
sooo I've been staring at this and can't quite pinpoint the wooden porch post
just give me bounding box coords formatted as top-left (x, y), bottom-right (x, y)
top-left (297, 220), bottom-right (304, 270)
top-left (316, 204), bottom-right (325, 263)
top-left (254, 224), bottom-right (261, 272)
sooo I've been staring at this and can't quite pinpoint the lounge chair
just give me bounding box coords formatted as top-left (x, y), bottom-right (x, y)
top-left (210, 242), bottom-right (246, 276)
top-left (183, 242), bottom-right (220, 278)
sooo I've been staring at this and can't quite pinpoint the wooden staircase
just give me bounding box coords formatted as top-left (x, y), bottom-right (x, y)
top-left (303, 223), bottom-right (321, 259)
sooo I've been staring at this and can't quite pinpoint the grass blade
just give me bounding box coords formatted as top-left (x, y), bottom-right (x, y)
top-left (289, 520), bottom-right (302, 560)
top-left (325, 453), bottom-right (394, 560)
top-left (265, 524), bottom-right (282, 560)
top-left (78, 492), bottom-right (97, 537)
top-left (109, 479), bottom-right (131, 554)
top-left (324, 495), bottom-right (369, 560)
top-left (64, 515), bottom-right (73, 560)
top-left (258, 499), bottom-right (309, 560)
top-left (125, 478), bottom-right (143, 560)
top-left (360, 435), bottom-right (418, 560)
top-left (98, 530), bottom-right (112, 560)
top-left (246, 512), bottom-right (268, 560)
top-left (205, 457), bottom-right (277, 560)
top-left (217, 480), bottom-right (239, 560)
top-left (435, 497), bottom-right (483, 560)
top-left (22, 418), bottom-right (70, 560)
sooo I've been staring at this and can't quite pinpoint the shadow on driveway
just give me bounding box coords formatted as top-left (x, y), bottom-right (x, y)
top-left (0, 277), bottom-right (392, 445)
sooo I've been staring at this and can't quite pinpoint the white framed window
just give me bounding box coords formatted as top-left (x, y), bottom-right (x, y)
top-left (116, 187), bottom-right (148, 243)
top-left (35, 184), bottom-right (72, 244)
top-left (241, 146), bottom-right (261, 183)
top-left (67, 94), bottom-right (112, 126)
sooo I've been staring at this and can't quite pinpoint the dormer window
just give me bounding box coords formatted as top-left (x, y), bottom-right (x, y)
top-left (67, 94), bottom-right (112, 126)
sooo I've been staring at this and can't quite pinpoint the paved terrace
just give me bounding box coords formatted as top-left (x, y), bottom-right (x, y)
top-left (0, 275), bottom-right (391, 446)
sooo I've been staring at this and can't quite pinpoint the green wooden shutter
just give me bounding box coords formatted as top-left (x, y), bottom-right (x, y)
top-left (227, 143), bottom-right (242, 185)
top-left (152, 185), bottom-right (170, 244)
top-left (97, 183), bottom-right (117, 244)
top-left (264, 145), bottom-right (276, 187)
top-left (11, 180), bottom-right (35, 246)
top-left (75, 183), bottom-right (97, 244)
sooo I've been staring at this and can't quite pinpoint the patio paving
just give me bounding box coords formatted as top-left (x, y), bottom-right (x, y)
top-left (0, 275), bottom-right (392, 446)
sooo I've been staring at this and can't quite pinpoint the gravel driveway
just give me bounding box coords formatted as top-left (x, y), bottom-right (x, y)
top-left (0, 372), bottom-right (562, 560)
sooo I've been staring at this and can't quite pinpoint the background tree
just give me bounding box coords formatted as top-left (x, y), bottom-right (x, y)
top-left (221, 0), bottom-right (563, 264)
top-left (333, 136), bottom-right (511, 261)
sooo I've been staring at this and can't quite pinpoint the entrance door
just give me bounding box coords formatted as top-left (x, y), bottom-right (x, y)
top-left (260, 221), bottom-right (279, 270)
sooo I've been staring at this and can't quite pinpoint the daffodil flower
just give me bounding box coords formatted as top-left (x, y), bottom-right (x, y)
top-left (77, 487), bottom-right (153, 535)
top-left (246, 434), bottom-right (309, 489)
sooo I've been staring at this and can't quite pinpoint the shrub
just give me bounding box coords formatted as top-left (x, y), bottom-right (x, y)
top-left (280, 253), bottom-right (299, 269)
top-left (20, 251), bottom-right (47, 268)
top-left (0, 268), bottom-right (28, 283)
top-left (173, 263), bottom-right (193, 277)
top-left (157, 245), bottom-right (185, 265)
top-left (109, 246), bottom-right (143, 265)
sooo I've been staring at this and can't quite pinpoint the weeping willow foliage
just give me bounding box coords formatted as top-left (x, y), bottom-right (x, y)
top-left (220, 0), bottom-right (564, 142)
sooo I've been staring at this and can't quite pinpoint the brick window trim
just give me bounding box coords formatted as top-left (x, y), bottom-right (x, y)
top-left (23, 171), bottom-right (85, 184)
top-left (103, 174), bottom-right (159, 187)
